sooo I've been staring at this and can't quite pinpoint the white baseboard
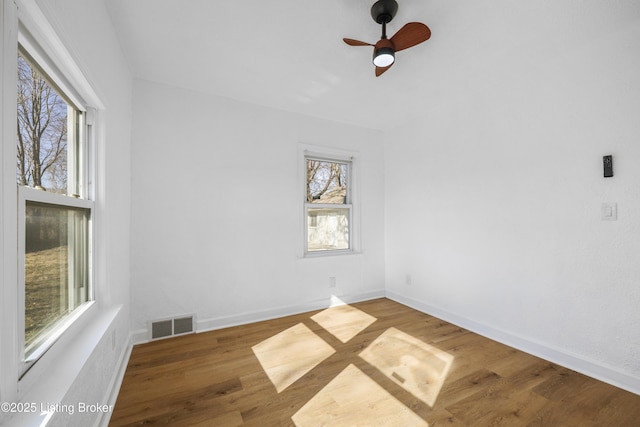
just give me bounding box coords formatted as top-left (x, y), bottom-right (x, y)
top-left (385, 290), bottom-right (640, 396)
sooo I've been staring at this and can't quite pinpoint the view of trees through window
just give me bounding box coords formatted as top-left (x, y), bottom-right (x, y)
top-left (306, 159), bottom-right (348, 204)
top-left (17, 53), bottom-right (70, 193)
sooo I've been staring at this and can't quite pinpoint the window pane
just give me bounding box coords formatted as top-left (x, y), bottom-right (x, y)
top-left (307, 207), bottom-right (350, 251)
top-left (17, 53), bottom-right (81, 195)
top-left (306, 159), bottom-right (348, 204)
top-left (25, 202), bottom-right (90, 356)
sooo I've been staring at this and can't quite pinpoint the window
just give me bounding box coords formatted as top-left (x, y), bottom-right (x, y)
top-left (16, 48), bottom-right (94, 371)
top-left (305, 156), bottom-right (352, 254)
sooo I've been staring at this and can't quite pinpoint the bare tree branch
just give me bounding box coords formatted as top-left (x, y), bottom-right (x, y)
top-left (16, 54), bottom-right (68, 192)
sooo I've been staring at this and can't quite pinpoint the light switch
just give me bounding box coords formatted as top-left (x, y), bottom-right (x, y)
top-left (601, 202), bottom-right (617, 221)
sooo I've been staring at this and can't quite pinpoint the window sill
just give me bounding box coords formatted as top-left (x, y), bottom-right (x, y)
top-left (302, 249), bottom-right (362, 259)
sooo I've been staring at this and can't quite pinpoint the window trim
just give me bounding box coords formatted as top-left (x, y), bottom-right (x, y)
top-left (17, 9), bottom-right (95, 112)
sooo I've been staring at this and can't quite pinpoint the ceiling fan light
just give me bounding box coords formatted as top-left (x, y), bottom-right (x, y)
top-left (373, 47), bottom-right (395, 67)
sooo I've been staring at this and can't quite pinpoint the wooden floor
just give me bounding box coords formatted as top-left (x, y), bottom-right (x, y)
top-left (110, 298), bottom-right (640, 426)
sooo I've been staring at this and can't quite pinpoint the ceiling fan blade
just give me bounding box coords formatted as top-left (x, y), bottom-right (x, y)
top-left (390, 22), bottom-right (431, 52)
top-left (375, 62), bottom-right (393, 77)
top-left (343, 38), bottom-right (374, 47)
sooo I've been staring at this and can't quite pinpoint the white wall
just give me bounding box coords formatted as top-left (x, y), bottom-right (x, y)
top-left (130, 79), bottom-right (385, 337)
top-left (384, 5), bottom-right (640, 392)
top-left (0, 0), bottom-right (132, 425)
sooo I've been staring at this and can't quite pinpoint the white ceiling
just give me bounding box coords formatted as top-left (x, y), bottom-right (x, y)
top-left (105, 0), bottom-right (639, 130)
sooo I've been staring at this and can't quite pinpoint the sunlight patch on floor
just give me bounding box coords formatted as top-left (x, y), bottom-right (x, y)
top-left (292, 363), bottom-right (429, 427)
top-left (359, 327), bottom-right (454, 407)
top-left (311, 303), bottom-right (377, 343)
top-left (251, 323), bottom-right (335, 393)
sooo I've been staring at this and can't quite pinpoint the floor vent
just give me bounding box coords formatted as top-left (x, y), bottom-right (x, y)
top-left (149, 315), bottom-right (196, 340)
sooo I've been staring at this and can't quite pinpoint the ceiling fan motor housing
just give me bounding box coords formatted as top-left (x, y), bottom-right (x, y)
top-left (371, 0), bottom-right (398, 24)
top-left (372, 38), bottom-right (395, 66)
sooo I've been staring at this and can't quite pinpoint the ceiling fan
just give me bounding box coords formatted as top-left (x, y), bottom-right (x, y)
top-left (343, 0), bottom-right (431, 77)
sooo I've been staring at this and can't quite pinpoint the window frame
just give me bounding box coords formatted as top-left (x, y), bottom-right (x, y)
top-left (15, 33), bottom-right (96, 377)
top-left (303, 151), bottom-right (358, 257)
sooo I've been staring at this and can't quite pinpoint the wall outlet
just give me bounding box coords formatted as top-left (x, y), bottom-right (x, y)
top-left (329, 277), bottom-right (337, 288)
top-left (405, 274), bottom-right (412, 286)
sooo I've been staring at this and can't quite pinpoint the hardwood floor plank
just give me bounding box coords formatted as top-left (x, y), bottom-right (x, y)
top-left (435, 368), bottom-right (502, 408)
top-left (109, 298), bottom-right (640, 426)
top-left (109, 377), bottom-right (243, 426)
top-left (486, 348), bottom-right (542, 378)
top-left (427, 409), bottom-right (467, 426)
